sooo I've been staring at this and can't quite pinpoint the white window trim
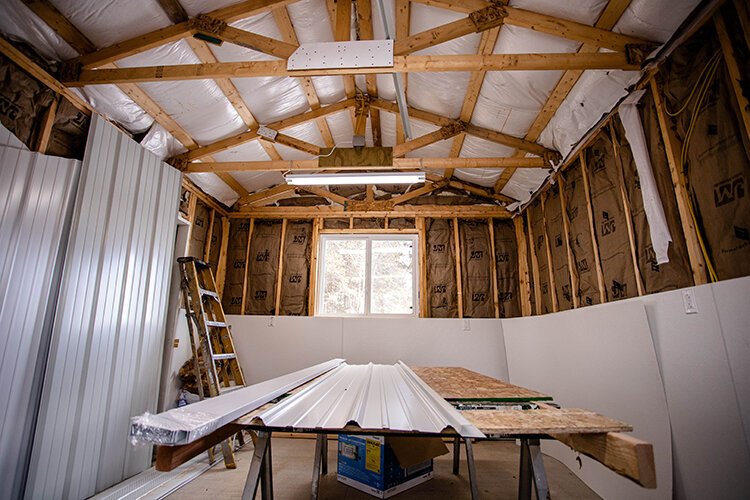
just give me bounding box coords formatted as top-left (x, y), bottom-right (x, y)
top-left (316, 233), bottom-right (419, 318)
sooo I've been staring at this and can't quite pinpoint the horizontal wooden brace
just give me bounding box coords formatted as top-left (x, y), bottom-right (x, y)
top-left (230, 204), bottom-right (512, 218)
top-left (65, 53), bottom-right (639, 85)
top-left (183, 156), bottom-right (548, 172)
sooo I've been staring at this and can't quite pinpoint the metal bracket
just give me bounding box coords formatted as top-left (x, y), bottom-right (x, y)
top-left (469, 4), bottom-right (508, 32)
top-left (257, 125), bottom-right (279, 141)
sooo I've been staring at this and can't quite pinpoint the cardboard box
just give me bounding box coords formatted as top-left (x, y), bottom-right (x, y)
top-left (337, 435), bottom-right (448, 498)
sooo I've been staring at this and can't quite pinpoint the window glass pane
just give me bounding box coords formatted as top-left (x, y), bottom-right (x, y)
top-left (321, 239), bottom-right (366, 315)
top-left (370, 239), bottom-right (414, 314)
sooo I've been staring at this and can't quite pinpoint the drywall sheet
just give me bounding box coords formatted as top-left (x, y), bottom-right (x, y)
top-left (459, 219), bottom-right (493, 318)
top-left (279, 220), bottom-right (313, 316)
top-left (187, 199), bottom-right (209, 259)
top-left (639, 91), bottom-right (693, 289)
top-left (425, 218), bottom-right (458, 318)
top-left (0, 140), bottom-right (79, 500)
top-left (493, 219), bottom-right (520, 318)
top-left (528, 201), bottom-right (553, 314)
top-left (562, 162), bottom-right (601, 306)
top-left (503, 302), bottom-right (672, 500)
top-left (662, 25), bottom-right (750, 280)
top-left (585, 131), bottom-right (637, 301)
top-left (641, 280), bottom-right (750, 499)
top-left (221, 218), bottom-right (249, 314)
top-left (544, 189), bottom-right (573, 310)
top-left (614, 118), bottom-right (692, 293)
top-left (245, 220), bottom-right (282, 315)
top-left (27, 115), bottom-right (180, 499)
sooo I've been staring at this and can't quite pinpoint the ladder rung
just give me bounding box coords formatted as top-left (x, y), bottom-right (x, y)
top-left (199, 288), bottom-right (219, 299)
top-left (205, 320), bottom-right (228, 328)
top-left (212, 353), bottom-right (237, 361)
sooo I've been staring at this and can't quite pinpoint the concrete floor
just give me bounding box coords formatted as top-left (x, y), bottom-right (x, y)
top-left (169, 437), bottom-right (600, 499)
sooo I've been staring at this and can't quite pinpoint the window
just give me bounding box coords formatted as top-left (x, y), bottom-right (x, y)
top-left (317, 234), bottom-right (418, 316)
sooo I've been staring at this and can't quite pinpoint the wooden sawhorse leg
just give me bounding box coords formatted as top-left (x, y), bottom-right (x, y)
top-left (242, 431), bottom-right (273, 500)
top-left (453, 437), bottom-right (461, 475)
top-left (518, 438), bottom-right (550, 500)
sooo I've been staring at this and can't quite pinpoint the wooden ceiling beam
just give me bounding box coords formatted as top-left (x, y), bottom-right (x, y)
top-left (395, 0), bottom-right (410, 145)
top-left (390, 180), bottom-right (448, 205)
top-left (70, 0), bottom-right (296, 68)
top-left (493, 0), bottom-right (633, 194)
top-left (232, 204), bottom-right (513, 218)
top-left (298, 186), bottom-right (351, 206)
top-left (184, 156), bottom-right (548, 172)
top-left (426, 173), bottom-right (514, 204)
top-left (66, 52), bottom-right (638, 85)
top-left (171, 98), bottom-right (355, 162)
top-left (155, 0), bottom-right (189, 23)
top-left (272, 133), bottom-right (322, 156)
top-left (237, 184), bottom-right (297, 206)
top-left (330, 0), bottom-right (358, 101)
top-left (355, 0), bottom-right (382, 147)
top-left (206, 24), bottom-right (298, 59)
top-left (393, 122), bottom-right (465, 157)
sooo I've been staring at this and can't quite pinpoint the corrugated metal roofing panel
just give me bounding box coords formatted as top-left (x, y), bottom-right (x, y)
top-left (255, 362), bottom-right (485, 438)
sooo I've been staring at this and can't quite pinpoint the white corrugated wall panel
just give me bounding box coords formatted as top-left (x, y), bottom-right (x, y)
top-left (26, 115), bottom-right (181, 500)
top-left (0, 133), bottom-right (80, 500)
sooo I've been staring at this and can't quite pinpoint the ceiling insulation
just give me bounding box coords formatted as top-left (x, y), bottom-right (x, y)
top-left (0, 0), bottom-right (701, 208)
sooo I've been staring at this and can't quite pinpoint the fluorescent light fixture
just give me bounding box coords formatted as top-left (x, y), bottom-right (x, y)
top-left (285, 172), bottom-right (425, 186)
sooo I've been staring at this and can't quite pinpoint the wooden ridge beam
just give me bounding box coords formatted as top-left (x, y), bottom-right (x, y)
top-left (65, 52), bottom-right (639, 85)
top-left (394, 3), bottom-right (506, 56)
top-left (70, 0), bottom-right (296, 68)
top-left (184, 156), bottom-right (548, 172)
top-left (232, 204), bottom-right (513, 218)
top-left (171, 98), bottom-right (354, 162)
top-left (494, 0), bottom-right (633, 194)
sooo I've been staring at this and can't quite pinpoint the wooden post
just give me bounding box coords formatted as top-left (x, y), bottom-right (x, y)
top-left (514, 216), bottom-right (532, 317)
top-left (308, 217), bottom-right (321, 316)
top-left (734, 0), bottom-right (750, 51)
top-left (36, 96), bottom-right (58, 154)
top-left (579, 151), bottom-right (608, 303)
top-left (241, 219), bottom-right (255, 314)
top-left (715, 11), bottom-right (750, 142)
top-left (649, 78), bottom-right (707, 284)
top-left (539, 193), bottom-right (559, 312)
top-left (349, 216), bottom-right (354, 229)
top-left (185, 192), bottom-right (198, 248)
top-left (216, 217), bottom-right (230, 297)
top-left (416, 217), bottom-right (428, 318)
top-left (526, 212), bottom-right (542, 315)
top-left (204, 209), bottom-right (216, 262)
top-left (558, 178), bottom-right (580, 308)
top-left (274, 219), bottom-right (288, 316)
top-left (609, 126), bottom-right (645, 296)
top-left (453, 217), bottom-right (463, 319)
top-left (487, 218), bottom-right (500, 318)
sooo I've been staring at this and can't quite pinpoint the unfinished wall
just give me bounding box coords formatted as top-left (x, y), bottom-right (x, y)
top-left (425, 218), bottom-right (458, 318)
top-left (493, 220), bottom-right (520, 318)
top-left (459, 219), bottom-right (493, 318)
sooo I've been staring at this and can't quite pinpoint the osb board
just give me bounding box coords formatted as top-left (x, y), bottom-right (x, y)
top-left (411, 366), bottom-right (551, 401)
top-left (461, 408), bottom-right (632, 435)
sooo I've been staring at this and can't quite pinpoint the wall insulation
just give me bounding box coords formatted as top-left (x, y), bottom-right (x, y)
top-left (245, 220), bottom-right (282, 315)
top-left (544, 189), bottom-right (573, 310)
top-left (661, 23), bottom-right (750, 280)
top-left (493, 220), bottom-right (520, 318)
top-left (0, 138), bottom-right (79, 500)
top-left (562, 162), bottom-right (601, 306)
top-left (222, 218), bottom-right (250, 315)
top-left (459, 219), bottom-right (493, 318)
top-left (187, 199), bottom-right (209, 259)
top-left (523, 216), bottom-right (537, 314)
top-left (528, 201), bottom-right (554, 314)
top-left (207, 214), bottom-right (225, 280)
top-left (585, 130), bottom-right (638, 301)
top-left (26, 115), bottom-right (180, 500)
top-left (279, 220), bottom-right (313, 316)
top-left (425, 218), bottom-right (458, 318)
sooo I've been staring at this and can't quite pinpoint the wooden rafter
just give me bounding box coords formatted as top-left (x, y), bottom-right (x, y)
top-left (355, 0), bottom-right (382, 147)
top-left (390, 180), bottom-right (448, 205)
top-left (70, 0), bottom-right (297, 68)
top-left (272, 133), bottom-right (322, 155)
top-left (426, 174), bottom-right (514, 204)
top-left (494, 0), bottom-right (633, 193)
top-left (298, 186), bottom-right (351, 206)
top-left (203, 24), bottom-right (298, 59)
top-left (65, 52), bottom-right (639, 85)
top-left (232, 204), bottom-right (512, 218)
top-left (329, 0), bottom-right (357, 102)
top-left (393, 122), bottom-right (465, 157)
top-left (184, 156), bottom-right (548, 172)
top-left (395, 0), bottom-right (410, 145)
top-left (272, 7), bottom-right (335, 149)
top-left (237, 184), bottom-right (296, 206)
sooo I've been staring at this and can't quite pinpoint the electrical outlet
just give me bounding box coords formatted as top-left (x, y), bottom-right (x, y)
top-left (682, 289), bottom-right (698, 314)
top-left (463, 319), bottom-right (471, 331)
top-left (269, 316), bottom-right (276, 327)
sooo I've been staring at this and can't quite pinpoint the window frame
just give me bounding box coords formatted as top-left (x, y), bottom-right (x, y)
top-left (316, 233), bottom-right (419, 318)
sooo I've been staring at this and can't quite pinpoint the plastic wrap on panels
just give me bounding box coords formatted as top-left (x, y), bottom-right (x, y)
top-left (188, 173), bottom-right (239, 207)
top-left (254, 362), bottom-right (485, 438)
top-left (544, 187), bottom-right (573, 310)
top-left (562, 161), bottom-right (601, 306)
top-left (222, 218), bottom-right (251, 314)
top-left (0, 0), bottom-right (79, 60)
top-left (140, 123), bottom-right (187, 160)
top-left (130, 359), bottom-right (346, 446)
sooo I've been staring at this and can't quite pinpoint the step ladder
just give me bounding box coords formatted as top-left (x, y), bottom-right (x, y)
top-left (177, 257), bottom-right (246, 468)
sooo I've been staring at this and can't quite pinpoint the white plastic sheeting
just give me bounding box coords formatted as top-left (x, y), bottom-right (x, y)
top-left (618, 90), bottom-right (671, 264)
top-left (0, 0), bottom-right (701, 206)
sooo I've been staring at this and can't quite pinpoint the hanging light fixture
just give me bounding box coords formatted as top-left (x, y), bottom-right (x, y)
top-left (284, 172), bottom-right (425, 186)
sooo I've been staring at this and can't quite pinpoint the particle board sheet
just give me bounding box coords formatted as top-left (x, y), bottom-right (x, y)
top-left (410, 366), bottom-right (550, 402)
top-left (461, 408), bottom-right (632, 435)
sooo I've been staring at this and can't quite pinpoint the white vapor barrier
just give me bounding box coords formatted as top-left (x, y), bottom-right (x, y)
top-left (26, 115), bottom-right (181, 500)
top-left (255, 362), bottom-right (485, 438)
top-left (0, 130), bottom-right (81, 500)
top-left (130, 359), bottom-right (345, 445)
top-left (618, 90), bottom-right (671, 263)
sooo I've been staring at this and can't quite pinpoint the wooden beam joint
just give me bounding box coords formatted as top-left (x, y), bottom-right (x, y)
top-left (191, 14), bottom-right (228, 37)
top-left (469, 4), bottom-right (507, 32)
top-left (625, 43), bottom-right (659, 65)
